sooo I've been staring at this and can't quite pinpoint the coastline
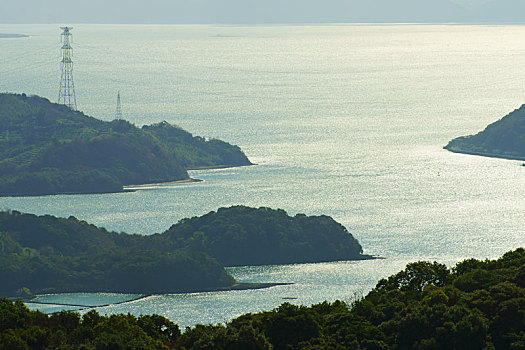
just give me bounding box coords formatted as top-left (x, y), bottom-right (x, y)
top-left (2, 163), bottom-right (254, 197)
top-left (444, 145), bottom-right (525, 162)
top-left (207, 282), bottom-right (292, 292)
top-left (123, 178), bottom-right (202, 190)
top-left (122, 163), bottom-right (256, 190)
top-left (22, 294), bottom-right (152, 309)
top-left (187, 163), bottom-right (255, 171)
top-left (18, 282), bottom-right (292, 313)
top-left (15, 282), bottom-right (292, 302)
top-left (2, 187), bottom-right (136, 198)
top-left (0, 33), bottom-right (29, 38)
top-left (223, 254), bottom-right (380, 268)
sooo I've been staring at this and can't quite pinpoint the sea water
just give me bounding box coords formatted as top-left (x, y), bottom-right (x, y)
top-left (1, 24), bottom-right (524, 328)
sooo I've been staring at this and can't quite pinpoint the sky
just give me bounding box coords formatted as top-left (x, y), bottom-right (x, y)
top-left (0, 0), bottom-right (523, 24)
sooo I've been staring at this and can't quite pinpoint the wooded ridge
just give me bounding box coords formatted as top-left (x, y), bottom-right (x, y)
top-left (0, 93), bottom-right (252, 196)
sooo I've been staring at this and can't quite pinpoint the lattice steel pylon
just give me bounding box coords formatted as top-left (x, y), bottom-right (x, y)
top-left (115, 91), bottom-right (122, 119)
top-left (58, 27), bottom-right (77, 110)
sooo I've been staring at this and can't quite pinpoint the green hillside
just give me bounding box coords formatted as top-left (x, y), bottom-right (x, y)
top-left (143, 122), bottom-right (252, 169)
top-left (1, 248), bottom-right (523, 349)
top-left (0, 206), bottom-right (369, 295)
top-left (0, 210), bottom-right (235, 296)
top-left (0, 93), bottom-right (251, 196)
top-left (445, 105), bottom-right (525, 160)
top-left (155, 206), bottom-right (370, 266)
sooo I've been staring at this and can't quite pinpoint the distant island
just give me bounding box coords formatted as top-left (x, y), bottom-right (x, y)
top-left (0, 206), bottom-right (369, 296)
top-left (445, 105), bottom-right (525, 161)
top-left (0, 93), bottom-right (252, 197)
top-left (0, 34), bottom-right (29, 38)
top-left (2, 248), bottom-right (523, 349)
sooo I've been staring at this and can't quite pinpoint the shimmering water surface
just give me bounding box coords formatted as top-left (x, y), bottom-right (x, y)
top-left (1, 24), bottom-right (525, 328)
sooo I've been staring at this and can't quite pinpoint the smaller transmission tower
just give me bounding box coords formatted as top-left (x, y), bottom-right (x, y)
top-left (58, 27), bottom-right (77, 110)
top-left (115, 91), bottom-right (122, 119)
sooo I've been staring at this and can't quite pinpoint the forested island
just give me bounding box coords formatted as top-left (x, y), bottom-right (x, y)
top-left (0, 93), bottom-right (252, 197)
top-left (0, 206), bottom-right (368, 296)
top-left (156, 206), bottom-right (371, 266)
top-left (445, 104), bottom-right (525, 161)
top-left (1, 248), bottom-right (523, 349)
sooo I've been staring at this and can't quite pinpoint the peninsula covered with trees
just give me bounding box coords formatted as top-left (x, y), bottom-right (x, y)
top-left (0, 93), bottom-right (252, 197)
top-left (156, 206), bottom-right (370, 266)
top-left (1, 248), bottom-right (523, 349)
top-left (0, 206), bottom-right (369, 297)
top-left (445, 104), bottom-right (525, 161)
top-left (0, 210), bottom-right (235, 296)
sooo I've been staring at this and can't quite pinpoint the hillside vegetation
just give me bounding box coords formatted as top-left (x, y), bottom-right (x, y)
top-left (0, 93), bottom-right (251, 196)
top-left (156, 206), bottom-right (370, 266)
top-left (0, 206), bottom-right (367, 296)
top-left (445, 105), bottom-right (525, 160)
top-left (1, 248), bottom-right (523, 349)
top-left (0, 210), bottom-right (234, 296)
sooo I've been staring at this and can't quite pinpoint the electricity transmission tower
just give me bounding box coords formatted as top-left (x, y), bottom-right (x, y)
top-left (115, 91), bottom-right (122, 119)
top-left (58, 27), bottom-right (77, 110)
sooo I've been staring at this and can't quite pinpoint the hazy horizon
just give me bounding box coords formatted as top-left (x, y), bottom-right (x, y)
top-left (1, 0), bottom-right (524, 25)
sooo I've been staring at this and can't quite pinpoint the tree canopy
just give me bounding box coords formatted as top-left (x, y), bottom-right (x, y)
top-left (0, 93), bottom-right (251, 196)
top-left (0, 210), bottom-right (235, 296)
top-left (1, 248), bottom-right (523, 349)
top-left (157, 206), bottom-right (369, 266)
top-left (0, 206), bottom-right (367, 296)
